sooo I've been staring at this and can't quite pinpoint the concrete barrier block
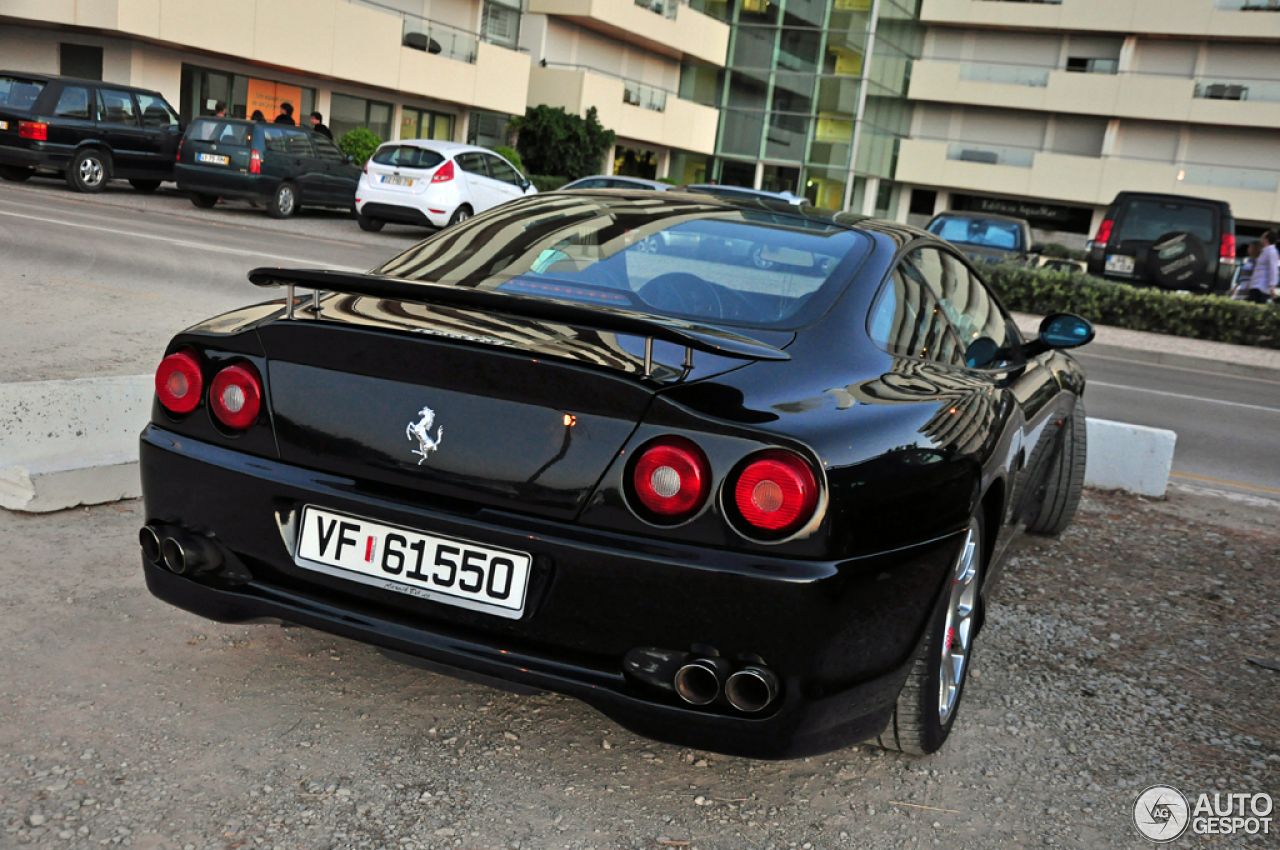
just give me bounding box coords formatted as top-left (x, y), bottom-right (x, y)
top-left (1085, 417), bottom-right (1177, 498)
top-left (0, 375), bottom-right (151, 513)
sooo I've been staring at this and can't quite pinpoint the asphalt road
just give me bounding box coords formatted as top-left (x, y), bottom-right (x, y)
top-left (2, 176), bottom-right (1276, 498)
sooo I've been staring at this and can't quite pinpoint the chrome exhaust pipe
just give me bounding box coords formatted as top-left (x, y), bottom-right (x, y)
top-left (138, 526), bottom-right (162, 564)
top-left (161, 531), bottom-right (223, 576)
top-left (673, 657), bottom-right (729, 706)
top-left (725, 665), bottom-right (780, 713)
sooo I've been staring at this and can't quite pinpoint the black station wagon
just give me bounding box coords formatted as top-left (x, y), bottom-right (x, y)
top-left (176, 118), bottom-right (361, 218)
top-left (0, 71), bottom-right (180, 192)
top-left (139, 192), bottom-right (1093, 758)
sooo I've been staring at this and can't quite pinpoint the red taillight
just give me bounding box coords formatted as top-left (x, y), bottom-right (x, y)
top-left (1220, 233), bottom-right (1236, 263)
top-left (1094, 219), bottom-right (1113, 245)
top-left (209, 363), bottom-right (263, 430)
top-left (176, 139), bottom-right (183, 162)
top-left (249, 148), bottom-right (262, 175)
top-left (732, 451), bottom-right (819, 535)
top-left (155, 348), bottom-right (203, 415)
top-left (18, 121), bottom-right (47, 141)
top-left (362, 161), bottom-right (368, 175)
top-left (432, 159), bottom-right (455, 183)
top-left (631, 437), bottom-right (711, 521)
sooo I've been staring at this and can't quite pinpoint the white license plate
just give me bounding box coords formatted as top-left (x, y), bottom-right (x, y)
top-left (294, 506), bottom-right (531, 619)
top-left (382, 175), bottom-right (414, 186)
top-left (0, 121), bottom-right (7, 130)
top-left (197, 153), bottom-right (230, 165)
top-left (1105, 254), bottom-right (1135, 275)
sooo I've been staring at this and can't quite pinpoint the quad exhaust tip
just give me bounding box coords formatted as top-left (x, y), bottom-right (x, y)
top-left (138, 526), bottom-right (162, 564)
top-left (674, 658), bottom-right (726, 706)
top-left (725, 666), bottom-right (780, 713)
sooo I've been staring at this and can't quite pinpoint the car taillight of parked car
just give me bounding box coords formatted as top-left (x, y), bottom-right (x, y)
top-left (432, 159), bottom-right (455, 183)
top-left (209, 363), bottom-right (263, 430)
top-left (155, 348), bottom-right (203, 415)
top-left (18, 121), bottom-right (47, 141)
top-left (1093, 219), bottom-right (1113, 246)
top-left (249, 148), bottom-right (262, 175)
top-left (176, 139), bottom-right (183, 162)
top-left (1220, 233), bottom-right (1236, 264)
top-left (631, 437), bottom-right (710, 523)
top-left (731, 451), bottom-right (819, 536)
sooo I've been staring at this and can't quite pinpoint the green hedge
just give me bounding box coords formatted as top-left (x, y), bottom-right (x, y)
top-left (983, 263), bottom-right (1280, 349)
top-left (490, 145), bottom-right (525, 176)
top-left (530, 175), bottom-right (569, 193)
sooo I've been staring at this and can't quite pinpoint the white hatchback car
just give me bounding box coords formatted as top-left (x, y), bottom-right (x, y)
top-left (355, 140), bottom-right (535, 232)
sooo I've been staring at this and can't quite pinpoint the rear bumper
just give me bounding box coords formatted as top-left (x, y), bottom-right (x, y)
top-left (140, 425), bottom-right (960, 758)
top-left (357, 201), bottom-right (442, 228)
top-left (175, 164), bottom-right (271, 200)
top-left (0, 141), bottom-right (60, 169)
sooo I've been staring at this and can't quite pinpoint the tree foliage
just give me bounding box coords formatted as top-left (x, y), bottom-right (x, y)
top-left (515, 105), bottom-right (616, 181)
top-left (336, 127), bottom-right (382, 167)
top-left (490, 145), bottom-right (525, 176)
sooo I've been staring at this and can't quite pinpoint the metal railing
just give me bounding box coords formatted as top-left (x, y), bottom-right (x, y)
top-left (1180, 164), bottom-right (1280, 192)
top-left (345, 0), bottom-right (491, 62)
top-left (946, 142), bottom-right (1035, 168)
top-left (541, 62), bottom-right (675, 112)
top-left (959, 62), bottom-right (1049, 87)
top-left (635, 0), bottom-right (679, 19)
top-left (1194, 78), bottom-right (1280, 103)
top-left (1215, 0), bottom-right (1280, 9)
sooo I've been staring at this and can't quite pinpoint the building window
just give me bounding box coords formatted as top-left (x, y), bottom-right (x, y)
top-left (179, 64), bottom-right (315, 124)
top-left (614, 147), bottom-right (659, 179)
top-left (331, 93), bottom-right (394, 142)
top-left (402, 107), bottom-right (456, 142)
top-left (467, 110), bottom-right (510, 148)
top-left (60, 44), bottom-right (103, 81)
top-left (481, 0), bottom-right (521, 49)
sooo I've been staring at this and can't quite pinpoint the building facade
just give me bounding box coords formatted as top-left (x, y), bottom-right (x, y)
top-left (898, 0), bottom-right (1280, 242)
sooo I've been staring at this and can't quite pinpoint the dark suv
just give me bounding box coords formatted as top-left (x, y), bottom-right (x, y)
top-left (0, 71), bottom-right (181, 192)
top-left (175, 118), bottom-right (361, 218)
top-left (1087, 192), bottom-right (1236, 293)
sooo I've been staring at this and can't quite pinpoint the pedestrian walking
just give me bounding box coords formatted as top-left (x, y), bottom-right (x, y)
top-left (273, 101), bottom-right (296, 125)
top-left (309, 111), bottom-right (333, 139)
top-left (1244, 230), bottom-right (1278, 304)
top-left (1231, 240), bottom-right (1261, 300)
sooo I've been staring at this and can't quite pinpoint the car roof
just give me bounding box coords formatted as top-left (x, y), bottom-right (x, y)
top-left (685, 184), bottom-right (807, 204)
top-left (565, 175), bottom-right (672, 189)
top-left (380, 140), bottom-right (491, 156)
top-left (0, 70), bottom-right (162, 95)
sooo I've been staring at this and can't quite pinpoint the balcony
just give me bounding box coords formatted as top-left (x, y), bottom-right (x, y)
top-left (921, 0), bottom-right (1280, 38)
top-left (527, 0), bottom-right (729, 65)
top-left (528, 64), bottom-right (718, 152)
top-left (898, 137), bottom-right (1280, 221)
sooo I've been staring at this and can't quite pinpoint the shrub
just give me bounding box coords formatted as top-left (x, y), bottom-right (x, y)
top-left (336, 127), bottom-right (382, 167)
top-left (529, 175), bottom-right (569, 193)
top-left (1039, 243), bottom-right (1088, 262)
top-left (491, 145), bottom-right (525, 176)
top-left (516, 105), bottom-right (616, 181)
top-left (983, 263), bottom-right (1280, 349)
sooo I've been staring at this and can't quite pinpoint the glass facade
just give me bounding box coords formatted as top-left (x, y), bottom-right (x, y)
top-left (684, 0), bottom-right (920, 211)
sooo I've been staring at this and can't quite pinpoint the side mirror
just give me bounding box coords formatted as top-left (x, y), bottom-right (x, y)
top-left (520, 178), bottom-right (531, 191)
top-left (1038, 312), bottom-right (1094, 350)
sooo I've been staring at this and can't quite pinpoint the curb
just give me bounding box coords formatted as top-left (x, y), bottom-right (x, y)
top-left (1084, 418), bottom-right (1177, 498)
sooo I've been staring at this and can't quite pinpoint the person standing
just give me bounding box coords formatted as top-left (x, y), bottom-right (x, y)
top-left (273, 101), bottom-right (296, 125)
top-left (1245, 230), bottom-right (1278, 304)
top-left (213, 101), bottom-right (227, 117)
top-left (309, 111), bottom-right (333, 139)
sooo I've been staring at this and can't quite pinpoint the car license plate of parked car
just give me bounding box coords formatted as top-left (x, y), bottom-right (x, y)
top-left (1105, 254), bottom-right (1135, 274)
top-left (381, 175), bottom-right (414, 186)
top-left (294, 506), bottom-right (531, 618)
top-left (0, 121), bottom-right (7, 130)
top-left (197, 153), bottom-right (230, 165)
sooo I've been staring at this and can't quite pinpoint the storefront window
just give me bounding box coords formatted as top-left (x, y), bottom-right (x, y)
top-left (179, 64), bottom-right (314, 124)
top-left (467, 110), bottom-right (510, 148)
top-left (668, 152), bottom-right (708, 185)
top-left (401, 107), bottom-right (456, 142)
top-left (803, 166), bottom-right (847, 209)
top-left (614, 147), bottom-right (658, 179)
top-left (331, 93), bottom-right (393, 142)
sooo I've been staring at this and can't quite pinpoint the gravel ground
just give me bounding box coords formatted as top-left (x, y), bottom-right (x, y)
top-left (1, 488), bottom-right (1277, 850)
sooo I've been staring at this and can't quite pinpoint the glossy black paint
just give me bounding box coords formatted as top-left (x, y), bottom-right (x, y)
top-left (139, 194), bottom-right (1088, 758)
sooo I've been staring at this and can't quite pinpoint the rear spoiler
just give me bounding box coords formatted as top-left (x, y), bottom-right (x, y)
top-left (247, 267), bottom-right (790, 371)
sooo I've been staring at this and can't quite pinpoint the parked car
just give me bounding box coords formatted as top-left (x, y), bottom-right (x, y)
top-left (138, 191), bottom-right (1094, 759)
top-left (0, 70), bottom-right (181, 192)
top-left (175, 118), bottom-right (360, 219)
top-left (1086, 191), bottom-right (1236, 293)
top-left (685, 183), bottom-right (809, 207)
top-left (562, 175), bottom-right (674, 191)
top-left (926, 212), bottom-right (1039, 265)
top-left (355, 141), bottom-right (535, 232)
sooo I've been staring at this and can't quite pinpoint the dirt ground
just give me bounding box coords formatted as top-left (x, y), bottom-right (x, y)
top-left (1, 488), bottom-right (1277, 849)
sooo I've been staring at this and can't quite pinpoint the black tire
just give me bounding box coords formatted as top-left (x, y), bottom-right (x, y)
top-left (447, 205), bottom-right (472, 226)
top-left (0, 164), bottom-right (33, 182)
top-left (1027, 398), bottom-right (1088, 535)
top-left (356, 213), bottom-right (384, 232)
top-left (66, 148), bottom-right (111, 193)
top-left (268, 182), bottom-right (299, 219)
top-left (1147, 231), bottom-right (1208, 290)
top-left (875, 514), bottom-right (984, 756)
top-left (189, 192), bottom-right (218, 209)
top-left (129, 179), bottom-right (162, 193)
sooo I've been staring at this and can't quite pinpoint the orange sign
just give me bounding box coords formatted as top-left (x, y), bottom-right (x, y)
top-left (245, 79), bottom-right (302, 124)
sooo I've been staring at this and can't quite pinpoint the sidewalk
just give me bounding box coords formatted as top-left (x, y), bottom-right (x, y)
top-left (1012, 312), bottom-right (1280, 379)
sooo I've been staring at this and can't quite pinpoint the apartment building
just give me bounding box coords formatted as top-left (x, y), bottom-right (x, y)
top-left (897, 0), bottom-right (1280, 243)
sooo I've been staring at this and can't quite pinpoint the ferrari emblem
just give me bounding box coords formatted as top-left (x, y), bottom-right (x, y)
top-left (406, 406), bottom-right (444, 464)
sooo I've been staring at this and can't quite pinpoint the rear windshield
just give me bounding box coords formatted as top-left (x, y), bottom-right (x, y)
top-left (0, 76), bottom-right (45, 111)
top-left (1114, 200), bottom-right (1216, 243)
top-left (372, 145), bottom-right (445, 169)
top-left (373, 195), bottom-right (872, 330)
top-left (187, 119), bottom-right (251, 146)
top-left (928, 216), bottom-right (1023, 251)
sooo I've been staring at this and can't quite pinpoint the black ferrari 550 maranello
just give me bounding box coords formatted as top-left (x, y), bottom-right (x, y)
top-left (139, 191), bottom-right (1093, 758)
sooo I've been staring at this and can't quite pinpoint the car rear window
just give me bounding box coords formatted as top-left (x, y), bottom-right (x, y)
top-left (0, 76), bottom-right (45, 110)
top-left (928, 217), bottom-right (1023, 251)
top-left (374, 195), bottom-right (872, 331)
top-left (372, 145), bottom-right (445, 169)
top-left (187, 119), bottom-right (251, 146)
top-left (1114, 200), bottom-right (1216, 243)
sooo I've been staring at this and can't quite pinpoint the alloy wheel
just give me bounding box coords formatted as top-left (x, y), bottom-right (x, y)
top-left (939, 523), bottom-right (979, 724)
top-left (79, 157), bottom-right (104, 188)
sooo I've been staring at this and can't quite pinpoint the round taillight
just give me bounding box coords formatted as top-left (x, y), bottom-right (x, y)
top-left (155, 348), bottom-right (203, 414)
top-left (732, 450), bottom-right (819, 535)
top-left (631, 437), bottom-right (711, 522)
top-left (209, 363), bottom-right (263, 430)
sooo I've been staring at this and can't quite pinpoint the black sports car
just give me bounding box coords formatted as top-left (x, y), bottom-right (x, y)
top-left (139, 191), bottom-right (1093, 759)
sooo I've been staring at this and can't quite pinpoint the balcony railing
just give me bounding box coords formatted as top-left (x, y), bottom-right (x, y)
top-left (346, 0), bottom-right (516, 61)
top-left (1180, 164), bottom-right (1280, 192)
top-left (635, 0), bottom-right (679, 20)
top-left (959, 62), bottom-right (1049, 87)
top-left (946, 142), bottom-right (1035, 168)
top-left (977, 0), bottom-right (1063, 4)
top-left (1215, 0), bottom-right (1280, 9)
top-left (541, 62), bottom-right (674, 112)
top-left (1194, 78), bottom-right (1280, 103)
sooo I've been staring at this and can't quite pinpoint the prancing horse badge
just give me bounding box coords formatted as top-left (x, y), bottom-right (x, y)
top-left (406, 406), bottom-right (444, 464)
